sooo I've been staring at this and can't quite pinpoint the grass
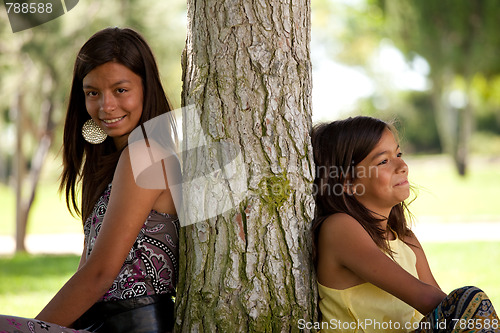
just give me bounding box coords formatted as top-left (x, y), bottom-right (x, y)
top-left (424, 241), bottom-right (500, 309)
top-left (407, 155), bottom-right (500, 221)
top-left (0, 253), bottom-right (80, 318)
top-left (0, 182), bottom-right (82, 235)
top-left (0, 242), bottom-right (498, 319)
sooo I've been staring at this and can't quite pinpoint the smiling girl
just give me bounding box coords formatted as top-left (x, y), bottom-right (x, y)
top-left (311, 116), bottom-right (498, 332)
top-left (0, 28), bottom-right (179, 333)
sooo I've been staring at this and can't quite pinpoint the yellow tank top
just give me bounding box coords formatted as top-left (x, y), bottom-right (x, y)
top-left (317, 236), bottom-right (424, 333)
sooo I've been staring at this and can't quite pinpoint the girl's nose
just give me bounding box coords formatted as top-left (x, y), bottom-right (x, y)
top-left (100, 93), bottom-right (116, 112)
top-left (397, 158), bottom-right (408, 174)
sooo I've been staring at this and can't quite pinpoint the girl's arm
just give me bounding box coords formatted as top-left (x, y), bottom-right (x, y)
top-left (36, 147), bottom-right (167, 327)
top-left (318, 213), bottom-right (446, 315)
top-left (404, 233), bottom-right (441, 290)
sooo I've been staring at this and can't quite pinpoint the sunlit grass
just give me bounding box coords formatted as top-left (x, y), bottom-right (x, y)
top-left (407, 155), bottom-right (500, 221)
top-left (424, 241), bottom-right (500, 310)
top-left (0, 242), bottom-right (498, 319)
top-left (0, 184), bottom-right (15, 235)
top-left (0, 182), bottom-right (82, 236)
top-left (0, 254), bottom-right (79, 318)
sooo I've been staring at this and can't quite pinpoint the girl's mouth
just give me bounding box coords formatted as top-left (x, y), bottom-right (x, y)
top-left (102, 115), bottom-right (126, 125)
top-left (394, 179), bottom-right (409, 186)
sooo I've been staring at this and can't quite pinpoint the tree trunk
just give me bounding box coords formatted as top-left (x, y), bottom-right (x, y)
top-left (176, 0), bottom-right (317, 331)
top-left (14, 89), bottom-right (55, 253)
top-left (430, 72), bottom-right (473, 177)
top-left (430, 73), bottom-right (455, 158)
top-left (14, 92), bottom-right (27, 253)
top-left (455, 82), bottom-right (474, 176)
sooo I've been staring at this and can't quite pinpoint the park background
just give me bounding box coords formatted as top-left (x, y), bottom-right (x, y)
top-left (1, 0), bottom-right (499, 319)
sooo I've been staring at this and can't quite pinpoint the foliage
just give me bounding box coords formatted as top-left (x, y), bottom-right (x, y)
top-left (373, 0), bottom-right (500, 175)
top-left (474, 75), bottom-right (500, 134)
top-left (356, 91), bottom-right (441, 154)
top-left (375, 0), bottom-right (500, 77)
top-left (311, 0), bottom-right (384, 66)
top-left (311, 0), bottom-right (500, 172)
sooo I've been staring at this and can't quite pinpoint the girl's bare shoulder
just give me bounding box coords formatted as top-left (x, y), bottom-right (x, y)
top-left (318, 213), bottom-right (375, 251)
top-left (320, 213), bottom-right (366, 237)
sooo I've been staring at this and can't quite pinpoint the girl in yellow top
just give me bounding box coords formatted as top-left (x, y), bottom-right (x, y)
top-left (311, 116), bottom-right (498, 332)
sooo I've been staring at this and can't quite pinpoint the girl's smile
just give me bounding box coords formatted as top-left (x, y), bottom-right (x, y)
top-left (101, 115), bottom-right (126, 125)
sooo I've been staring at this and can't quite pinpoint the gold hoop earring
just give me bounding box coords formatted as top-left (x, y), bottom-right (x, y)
top-left (82, 119), bottom-right (107, 144)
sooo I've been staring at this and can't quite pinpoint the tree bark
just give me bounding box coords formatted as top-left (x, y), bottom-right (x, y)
top-left (176, 0), bottom-right (317, 331)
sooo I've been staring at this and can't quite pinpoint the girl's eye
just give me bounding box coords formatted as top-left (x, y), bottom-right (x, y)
top-left (117, 88), bottom-right (127, 93)
top-left (378, 159), bottom-right (388, 166)
top-left (397, 152), bottom-right (403, 158)
top-left (85, 91), bottom-right (98, 97)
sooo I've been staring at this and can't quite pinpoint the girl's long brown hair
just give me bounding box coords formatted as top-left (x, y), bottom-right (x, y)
top-left (310, 116), bottom-right (414, 263)
top-left (60, 27), bottom-right (175, 223)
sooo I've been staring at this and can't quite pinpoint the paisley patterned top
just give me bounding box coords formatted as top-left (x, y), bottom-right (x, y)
top-left (83, 183), bottom-right (179, 302)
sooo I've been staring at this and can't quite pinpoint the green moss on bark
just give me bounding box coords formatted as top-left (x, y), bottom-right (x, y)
top-left (258, 172), bottom-right (291, 213)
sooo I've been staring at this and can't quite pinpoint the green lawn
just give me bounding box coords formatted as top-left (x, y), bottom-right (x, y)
top-left (0, 253), bottom-right (80, 318)
top-left (423, 241), bottom-right (500, 309)
top-left (0, 242), bottom-right (498, 319)
top-left (407, 155), bottom-right (500, 221)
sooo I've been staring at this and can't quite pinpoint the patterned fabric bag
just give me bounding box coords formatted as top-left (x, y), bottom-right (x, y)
top-left (415, 286), bottom-right (499, 333)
